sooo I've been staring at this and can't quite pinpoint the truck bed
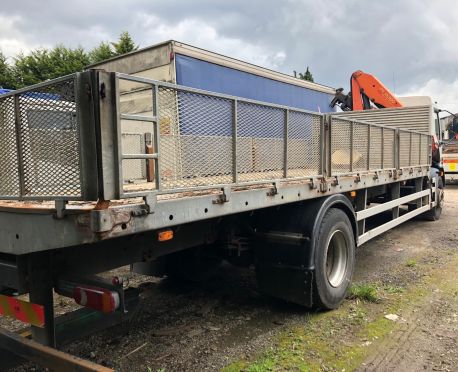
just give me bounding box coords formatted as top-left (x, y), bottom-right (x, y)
top-left (0, 70), bottom-right (432, 255)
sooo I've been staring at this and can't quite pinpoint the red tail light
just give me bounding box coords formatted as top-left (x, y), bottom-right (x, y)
top-left (73, 285), bottom-right (120, 313)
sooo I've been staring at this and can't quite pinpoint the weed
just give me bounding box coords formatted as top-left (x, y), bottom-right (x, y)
top-left (384, 285), bottom-right (405, 294)
top-left (348, 283), bottom-right (379, 302)
top-left (406, 259), bottom-right (417, 267)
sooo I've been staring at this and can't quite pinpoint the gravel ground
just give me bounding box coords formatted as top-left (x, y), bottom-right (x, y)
top-left (3, 185), bottom-right (458, 372)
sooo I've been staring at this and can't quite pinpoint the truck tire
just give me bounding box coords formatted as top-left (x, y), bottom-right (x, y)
top-left (423, 177), bottom-right (444, 221)
top-left (313, 208), bottom-right (355, 309)
top-left (165, 246), bottom-right (222, 282)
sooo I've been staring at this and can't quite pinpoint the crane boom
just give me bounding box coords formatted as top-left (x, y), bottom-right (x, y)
top-left (330, 70), bottom-right (403, 111)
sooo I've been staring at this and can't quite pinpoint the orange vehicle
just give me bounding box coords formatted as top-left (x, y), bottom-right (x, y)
top-left (330, 70), bottom-right (403, 111)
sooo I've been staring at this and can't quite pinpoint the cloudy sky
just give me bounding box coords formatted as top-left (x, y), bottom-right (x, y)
top-left (2, 0), bottom-right (458, 113)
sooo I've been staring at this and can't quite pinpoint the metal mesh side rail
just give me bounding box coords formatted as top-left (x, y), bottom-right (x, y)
top-left (288, 111), bottom-right (321, 177)
top-left (0, 96), bottom-right (20, 197)
top-left (330, 118), bottom-right (352, 174)
top-left (237, 101), bottom-right (284, 182)
top-left (0, 77), bottom-right (82, 199)
top-left (330, 118), bottom-right (399, 176)
top-left (118, 83), bottom-right (325, 193)
top-left (158, 87), bottom-right (233, 189)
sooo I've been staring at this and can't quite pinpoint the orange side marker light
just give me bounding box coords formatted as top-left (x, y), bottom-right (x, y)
top-left (158, 230), bottom-right (174, 242)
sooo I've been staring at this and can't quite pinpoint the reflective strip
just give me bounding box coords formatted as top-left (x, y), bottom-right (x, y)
top-left (0, 294), bottom-right (45, 328)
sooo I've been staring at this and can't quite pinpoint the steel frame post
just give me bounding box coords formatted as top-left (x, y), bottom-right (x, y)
top-left (349, 121), bottom-right (354, 172)
top-left (390, 182), bottom-right (400, 219)
top-left (356, 188), bottom-right (368, 235)
top-left (367, 124), bottom-right (371, 170)
top-left (320, 115), bottom-right (326, 176)
top-left (153, 84), bottom-right (161, 191)
top-left (232, 99), bottom-right (238, 183)
top-left (283, 109), bottom-right (289, 178)
top-left (414, 177), bottom-right (423, 208)
top-left (28, 253), bottom-right (55, 347)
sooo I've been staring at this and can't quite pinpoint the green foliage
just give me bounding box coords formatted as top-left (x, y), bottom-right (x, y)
top-left (384, 285), bottom-right (405, 294)
top-left (406, 259), bottom-right (417, 267)
top-left (111, 31), bottom-right (138, 55)
top-left (0, 51), bottom-right (16, 89)
top-left (294, 66), bottom-right (314, 82)
top-left (348, 283), bottom-right (379, 302)
top-left (14, 45), bottom-right (90, 88)
top-left (0, 31), bottom-right (139, 90)
top-left (89, 41), bottom-right (115, 64)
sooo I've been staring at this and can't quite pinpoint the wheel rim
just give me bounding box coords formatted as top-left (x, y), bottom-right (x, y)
top-left (325, 230), bottom-right (348, 288)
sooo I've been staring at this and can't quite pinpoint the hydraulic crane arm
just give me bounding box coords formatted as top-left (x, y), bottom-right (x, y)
top-left (330, 70), bottom-right (403, 111)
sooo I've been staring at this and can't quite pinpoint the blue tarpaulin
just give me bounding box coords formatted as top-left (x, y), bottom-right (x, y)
top-left (175, 54), bottom-right (334, 113)
top-left (175, 54), bottom-right (326, 139)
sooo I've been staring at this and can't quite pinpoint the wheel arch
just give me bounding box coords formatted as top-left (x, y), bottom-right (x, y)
top-left (252, 193), bottom-right (358, 307)
top-left (307, 194), bottom-right (358, 267)
top-left (253, 193), bottom-right (358, 270)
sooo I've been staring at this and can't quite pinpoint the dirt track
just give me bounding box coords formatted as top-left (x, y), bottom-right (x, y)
top-left (6, 185), bottom-right (458, 372)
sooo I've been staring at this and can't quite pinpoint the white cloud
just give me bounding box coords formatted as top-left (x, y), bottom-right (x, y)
top-left (0, 15), bottom-right (42, 57)
top-left (134, 14), bottom-right (287, 70)
top-left (402, 78), bottom-right (458, 116)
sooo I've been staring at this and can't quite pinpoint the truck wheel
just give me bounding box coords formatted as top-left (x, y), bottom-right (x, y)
top-left (313, 208), bottom-right (355, 309)
top-left (423, 177), bottom-right (444, 221)
top-left (165, 246), bottom-right (222, 282)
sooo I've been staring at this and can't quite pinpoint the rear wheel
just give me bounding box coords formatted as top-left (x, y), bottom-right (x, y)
top-left (313, 208), bottom-right (355, 309)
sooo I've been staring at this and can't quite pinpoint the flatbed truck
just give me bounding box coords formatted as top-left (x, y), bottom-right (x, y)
top-left (0, 44), bottom-right (444, 369)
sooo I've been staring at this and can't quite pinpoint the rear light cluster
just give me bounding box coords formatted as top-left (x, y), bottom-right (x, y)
top-left (73, 285), bottom-right (120, 313)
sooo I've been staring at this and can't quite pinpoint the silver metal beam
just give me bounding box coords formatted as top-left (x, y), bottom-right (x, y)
top-left (120, 114), bottom-right (157, 122)
top-left (358, 203), bottom-right (430, 246)
top-left (356, 189), bottom-right (430, 221)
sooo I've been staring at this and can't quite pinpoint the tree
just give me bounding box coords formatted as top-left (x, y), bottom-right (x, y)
top-left (0, 51), bottom-right (16, 89)
top-left (14, 45), bottom-right (90, 88)
top-left (111, 31), bottom-right (138, 56)
top-left (294, 66), bottom-right (314, 82)
top-left (89, 41), bottom-right (115, 64)
top-left (1, 31), bottom-right (140, 89)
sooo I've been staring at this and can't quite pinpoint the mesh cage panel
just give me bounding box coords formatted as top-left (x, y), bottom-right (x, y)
top-left (237, 102), bottom-right (284, 182)
top-left (330, 118), bottom-right (352, 174)
top-left (399, 131), bottom-right (411, 167)
top-left (122, 133), bottom-right (147, 181)
top-left (353, 123), bottom-right (369, 171)
top-left (287, 111), bottom-right (321, 177)
top-left (18, 79), bottom-right (81, 197)
top-left (0, 77), bottom-right (82, 198)
top-left (383, 129), bottom-right (395, 168)
top-left (369, 126), bottom-right (382, 170)
top-left (158, 87), bottom-right (233, 189)
top-left (0, 96), bottom-right (20, 197)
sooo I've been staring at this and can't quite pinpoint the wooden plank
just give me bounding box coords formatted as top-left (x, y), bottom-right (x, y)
top-left (0, 327), bottom-right (113, 372)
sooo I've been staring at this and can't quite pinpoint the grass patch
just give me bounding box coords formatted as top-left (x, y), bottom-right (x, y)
top-left (383, 285), bottom-right (405, 294)
top-left (406, 259), bottom-right (417, 267)
top-left (347, 283), bottom-right (379, 302)
top-left (225, 254), bottom-right (458, 372)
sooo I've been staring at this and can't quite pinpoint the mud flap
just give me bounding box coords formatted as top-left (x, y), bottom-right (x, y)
top-left (256, 263), bottom-right (314, 307)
